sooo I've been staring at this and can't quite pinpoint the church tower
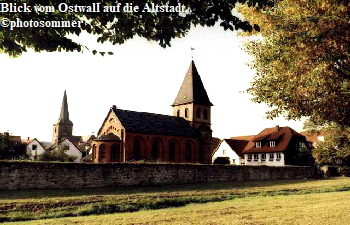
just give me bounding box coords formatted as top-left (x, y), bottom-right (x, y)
top-left (52, 90), bottom-right (73, 145)
top-left (172, 60), bottom-right (213, 163)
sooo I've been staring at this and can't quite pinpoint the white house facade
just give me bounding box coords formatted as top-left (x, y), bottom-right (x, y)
top-left (26, 139), bottom-right (47, 160)
top-left (52, 138), bottom-right (82, 162)
top-left (212, 139), bottom-right (248, 165)
top-left (244, 152), bottom-right (285, 166)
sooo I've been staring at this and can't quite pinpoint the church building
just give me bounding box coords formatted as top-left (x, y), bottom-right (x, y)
top-left (92, 60), bottom-right (214, 164)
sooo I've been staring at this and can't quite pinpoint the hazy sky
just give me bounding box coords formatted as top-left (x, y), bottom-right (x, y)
top-left (0, 25), bottom-right (305, 142)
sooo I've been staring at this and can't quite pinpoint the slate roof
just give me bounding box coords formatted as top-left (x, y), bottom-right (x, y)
top-left (172, 60), bottom-right (213, 106)
top-left (94, 133), bottom-right (120, 141)
top-left (57, 90), bottom-right (73, 125)
top-left (223, 139), bottom-right (249, 158)
top-left (242, 126), bottom-right (304, 154)
top-left (112, 107), bottom-right (199, 138)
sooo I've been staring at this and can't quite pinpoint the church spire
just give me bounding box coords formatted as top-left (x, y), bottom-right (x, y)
top-left (57, 90), bottom-right (73, 125)
top-left (172, 60), bottom-right (213, 106)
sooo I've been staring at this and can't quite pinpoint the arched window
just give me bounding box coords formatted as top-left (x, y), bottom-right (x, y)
top-left (152, 140), bottom-right (159, 161)
top-left (63, 127), bottom-right (68, 134)
top-left (196, 108), bottom-right (201, 118)
top-left (169, 142), bottom-right (176, 162)
top-left (111, 143), bottom-right (120, 162)
top-left (185, 108), bottom-right (189, 118)
top-left (92, 145), bottom-right (96, 160)
top-left (100, 144), bottom-right (106, 159)
top-left (185, 142), bottom-right (192, 162)
top-left (133, 139), bottom-right (141, 160)
top-left (177, 109), bottom-right (180, 117)
top-left (203, 109), bottom-right (208, 120)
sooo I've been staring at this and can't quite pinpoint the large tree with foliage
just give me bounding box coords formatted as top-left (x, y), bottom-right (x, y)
top-left (0, 133), bottom-right (28, 160)
top-left (0, 0), bottom-right (273, 57)
top-left (239, 0), bottom-right (350, 126)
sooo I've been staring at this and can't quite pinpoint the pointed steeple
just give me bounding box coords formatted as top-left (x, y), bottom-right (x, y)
top-left (172, 60), bottom-right (213, 106)
top-left (57, 90), bottom-right (73, 125)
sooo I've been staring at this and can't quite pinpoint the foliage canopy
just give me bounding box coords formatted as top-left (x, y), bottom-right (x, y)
top-left (0, 0), bottom-right (274, 57)
top-left (239, 0), bottom-right (350, 126)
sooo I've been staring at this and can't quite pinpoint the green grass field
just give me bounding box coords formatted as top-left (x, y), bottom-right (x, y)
top-left (1, 177), bottom-right (350, 224)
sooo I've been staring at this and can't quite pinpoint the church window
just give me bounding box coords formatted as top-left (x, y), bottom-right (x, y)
top-left (152, 140), bottom-right (159, 161)
top-left (133, 139), bottom-right (141, 160)
top-left (54, 127), bottom-right (56, 133)
top-left (92, 145), bottom-right (96, 159)
top-left (196, 108), bottom-right (201, 118)
top-left (100, 144), bottom-right (106, 159)
top-left (177, 109), bottom-right (180, 117)
top-left (111, 144), bottom-right (120, 161)
top-left (185, 141), bottom-right (192, 162)
top-left (63, 127), bottom-right (67, 134)
top-left (185, 108), bottom-right (189, 118)
top-left (169, 142), bottom-right (176, 162)
top-left (203, 109), bottom-right (208, 120)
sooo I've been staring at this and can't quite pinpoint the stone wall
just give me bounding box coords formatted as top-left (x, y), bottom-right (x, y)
top-left (0, 161), bottom-right (317, 190)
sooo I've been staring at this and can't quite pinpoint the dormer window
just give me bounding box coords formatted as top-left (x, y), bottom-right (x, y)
top-left (255, 142), bottom-right (261, 148)
top-left (269, 141), bottom-right (275, 147)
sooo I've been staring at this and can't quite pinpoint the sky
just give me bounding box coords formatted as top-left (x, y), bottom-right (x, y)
top-left (0, 24), bottom-right (305, 142)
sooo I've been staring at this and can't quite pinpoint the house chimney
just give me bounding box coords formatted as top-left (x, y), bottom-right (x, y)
top-left (112, 105), bottom-right (117, 109)
top-left (276, 125), bottom-right (280, 131)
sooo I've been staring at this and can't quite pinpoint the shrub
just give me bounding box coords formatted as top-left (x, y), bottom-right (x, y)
top-left (213, 157), bottom-right (231, 165)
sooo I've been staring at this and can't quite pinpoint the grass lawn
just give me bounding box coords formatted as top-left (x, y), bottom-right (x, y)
top-left (10, 191), bottom-right (350, 225)
top-left (1, 177), bottom-right (349, 224)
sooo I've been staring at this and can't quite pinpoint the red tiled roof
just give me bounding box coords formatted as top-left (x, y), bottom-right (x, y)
top-left (224, 139), bottom-right (249, 158)
top-left (242, 126), bottom-right (304, 154)
top-left (300, 131), bottom-right (324, 144)
top-left (230, 135), bottom-right (255, 141)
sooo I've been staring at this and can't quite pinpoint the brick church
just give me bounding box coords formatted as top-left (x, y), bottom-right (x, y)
top-left (91, 60), bottom-right (214, 164)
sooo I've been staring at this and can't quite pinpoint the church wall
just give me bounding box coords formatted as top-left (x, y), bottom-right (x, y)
top-left (125, 132), bottom-right (200, 163)
top-left (0, 161), bottom-right (317, 190)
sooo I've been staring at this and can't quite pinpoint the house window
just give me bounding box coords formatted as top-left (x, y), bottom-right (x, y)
top-left (196, 108), bottom-right (201, 118)
top-left (261, 153), bottom-right (266, 161)
top-left (247, 154), bottom-right (252, 161)
top-left (255, 142), bottom-right (262, 148)
top-left (269, 153), bottom-right (274, 161)
top-left (269, 141), bottom-right (275, 147)
top-left (177, 109), bottom-right (180, 117)
top-left (223, 150), bottom-right (226, 155)
top-left (276, 153), bottom-right (281, 161)
top-left (32, 144), bottom-right (37, 150)
top-left (185, 108), bottom-right (189, 118)
top-left (254, 153), bottom-right (259, 161)
top-left (232, 159), bottom-right (236, 165)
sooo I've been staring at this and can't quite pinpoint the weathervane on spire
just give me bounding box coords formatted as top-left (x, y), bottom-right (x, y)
top-left (191, 47), bottom-right (195, 59)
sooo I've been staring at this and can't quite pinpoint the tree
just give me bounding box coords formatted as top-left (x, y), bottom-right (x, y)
top-left (238, 0), bottom-right (350, 126)
top-left (0, 133), bottom-right (28, 160)
top-left (39, 144), bottom-right (77, 162)
top-left (303, 121), bottom-right (350, 166)
top-left (0, 0), bottom-right (273, 57)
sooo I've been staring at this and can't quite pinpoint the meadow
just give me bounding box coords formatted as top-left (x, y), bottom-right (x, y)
top-left (1, 177), bottom-right (349, 224)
